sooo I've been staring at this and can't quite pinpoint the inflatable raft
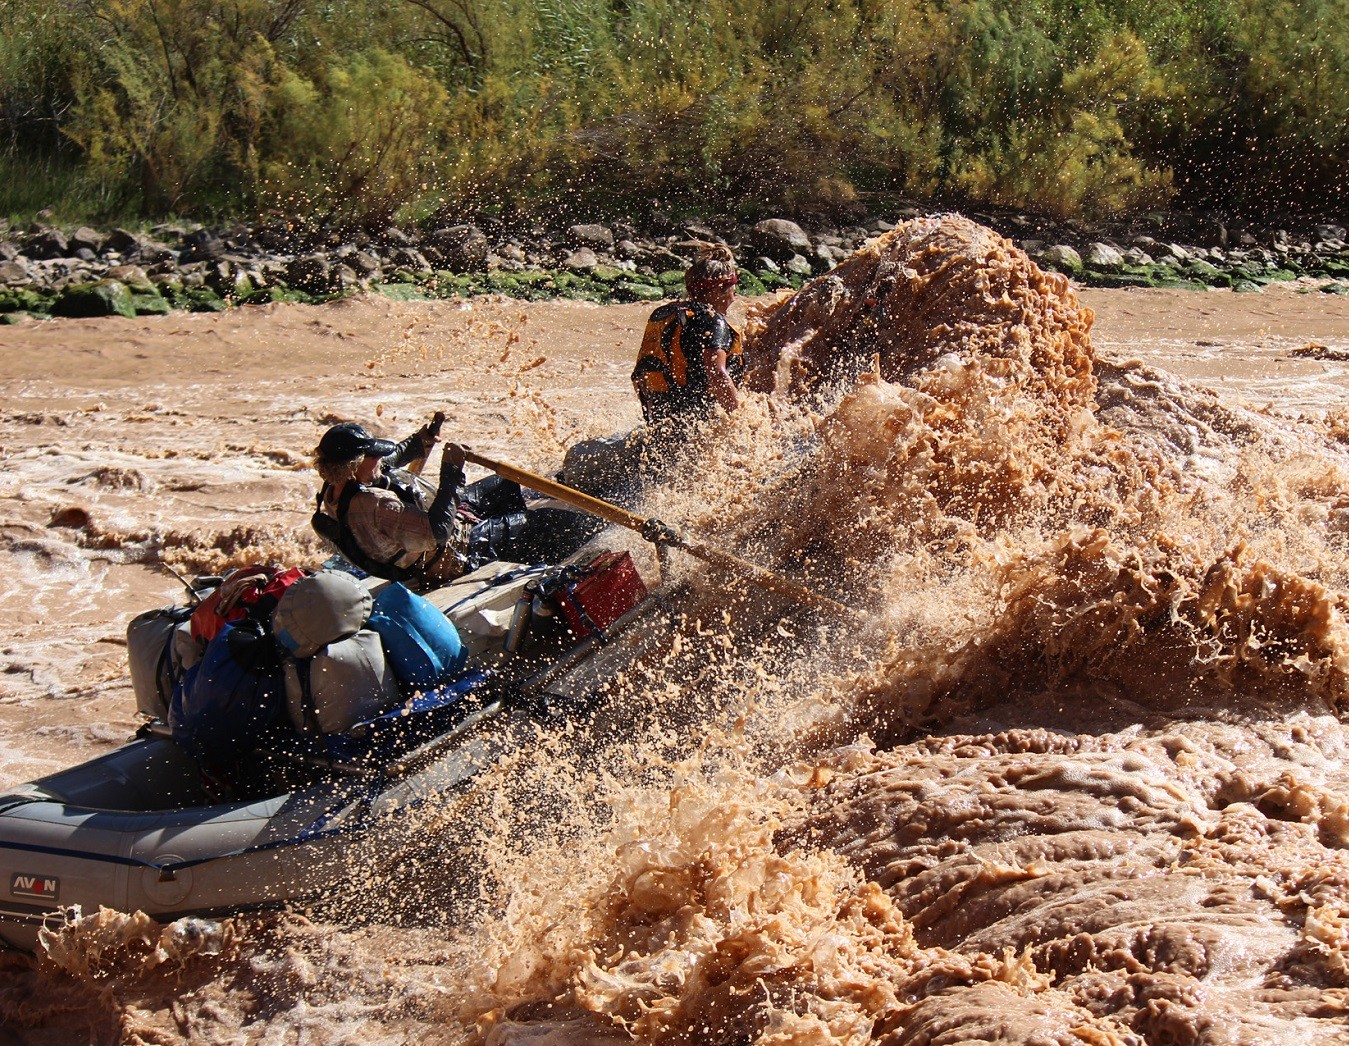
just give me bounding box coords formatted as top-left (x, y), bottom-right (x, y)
top-left (0, 552), bottom-right (663, 951)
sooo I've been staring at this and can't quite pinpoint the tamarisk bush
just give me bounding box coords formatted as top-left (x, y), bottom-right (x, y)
top-left (0, 0), bottom-right (1345, 224)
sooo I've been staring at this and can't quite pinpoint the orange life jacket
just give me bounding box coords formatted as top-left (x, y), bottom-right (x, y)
top-left (631, 301), bottom-right (743, 422)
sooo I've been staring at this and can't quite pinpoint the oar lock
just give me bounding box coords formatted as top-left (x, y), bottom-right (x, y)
top-left (640, 518), bottom-right (681, 546)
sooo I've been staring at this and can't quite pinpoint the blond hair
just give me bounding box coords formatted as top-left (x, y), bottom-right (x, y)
top-left (314, 449), bottom-right (362, 487)
top-left (684, 241), bottom-right (738, 296)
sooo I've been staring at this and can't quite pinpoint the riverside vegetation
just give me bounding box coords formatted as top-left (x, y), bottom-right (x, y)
top-left (2, 0), bottom-right (1347, 226)
top-left (2, 1), bottom-right (1348, 318)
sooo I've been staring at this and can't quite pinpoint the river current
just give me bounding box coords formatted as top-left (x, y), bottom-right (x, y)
top-left (2, 215), bottom-right (1348, 1043)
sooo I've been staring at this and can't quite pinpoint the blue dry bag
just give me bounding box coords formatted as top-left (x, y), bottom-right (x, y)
top-left (168, 621), bottom-right (284, 760)
top-left (368, 582), bottom-right (466, 692)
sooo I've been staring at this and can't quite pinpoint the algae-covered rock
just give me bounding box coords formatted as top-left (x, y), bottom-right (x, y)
top-left (736, 271), bottom-right (768, 297)
top-left (753, 270), bottom-right (794, 292)
top-left (131, 291), bottom-right (172, 315)
top-left (552, 272), bottom-right (606, 300)
top-left (464, 275), bottom-right (497, 296)
top-left (105, 266), bottom-right (157, 295)
top-left (0, 287), bottom-right (50, 314)
top-left (374, 284), bottom-right (429, 302)
top-left (1079, 271), bottom-right (1157, 289)
top-left (613, 280), bottom-right (665, 303)
top-left (52, 280), bottom-right (136, 319)
top-left (484, 272), bottom-right (523, 295)
top-left (484, 271), bottom-right (565, 300)
top-left (207, 265), bottom-right (253, 300)
top-left (1184, 259), bottom-right (1230, 287)
top-left (239, 285), bottom-right (304, 306)
top-left (1039, 245), bottom-right (1084, 275)
top-left (1151, 272), bottom-right (1210, 291)
top-left (183, 287), bottom-right (228, 312)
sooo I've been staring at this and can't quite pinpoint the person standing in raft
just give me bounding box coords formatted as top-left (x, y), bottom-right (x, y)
top-left (631, 242), bottom-right (744, 434)
top-left (312, 420), bottom-right (601, 587)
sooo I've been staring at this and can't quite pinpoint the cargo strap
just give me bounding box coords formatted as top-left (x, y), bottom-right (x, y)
top-left (563, 580), bottom-right (605, 642)
top-left (541, 564), bottom-right (608, 644)
top-left (441, 564), bottom-right (550, 616)
top-left (295, 659), bottom-right (323, 738)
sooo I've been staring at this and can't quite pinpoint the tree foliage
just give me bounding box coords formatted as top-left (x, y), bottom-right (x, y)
top-left (0, 0), bottom-right (1345, 223)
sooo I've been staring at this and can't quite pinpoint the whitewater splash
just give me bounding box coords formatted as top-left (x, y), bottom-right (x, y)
top-left (463, 215), bottom-right (1349, 1041)
top-left (6, 216), bottom-right (1349, 1042)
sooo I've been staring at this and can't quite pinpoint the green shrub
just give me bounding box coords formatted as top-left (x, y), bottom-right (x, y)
top-left (258, 49), bottom-right (454, 224)
top-left (0, 0), bottom-right (1342, 223)
top-left (951, 34), bottom-right (1173, 217)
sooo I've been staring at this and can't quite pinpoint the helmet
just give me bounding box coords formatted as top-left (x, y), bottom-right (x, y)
top-left (317, 422), bottom-right (396, 462)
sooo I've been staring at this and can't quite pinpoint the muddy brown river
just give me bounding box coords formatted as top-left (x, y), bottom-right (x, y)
top-left (2, 217), bottom-right (1348, 1043)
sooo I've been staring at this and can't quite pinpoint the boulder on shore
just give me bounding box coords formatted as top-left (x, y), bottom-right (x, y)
top-left (51, 280), bottom-right (137, 319)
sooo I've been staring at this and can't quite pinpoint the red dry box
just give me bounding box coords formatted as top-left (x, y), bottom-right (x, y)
top-left (555, 551), bottom-right (648, 638)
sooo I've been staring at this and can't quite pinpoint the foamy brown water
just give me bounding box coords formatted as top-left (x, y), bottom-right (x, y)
top-left (3, 220), bottom-right (1349, 1042)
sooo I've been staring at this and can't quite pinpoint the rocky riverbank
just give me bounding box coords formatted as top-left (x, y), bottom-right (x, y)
top-left (1, 205), bottom-right (1347, 321)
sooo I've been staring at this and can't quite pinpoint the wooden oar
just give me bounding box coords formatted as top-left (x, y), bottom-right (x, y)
top-left (460, 448), bottom-right (861, 622)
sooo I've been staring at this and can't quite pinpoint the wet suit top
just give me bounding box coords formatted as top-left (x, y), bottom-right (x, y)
top-left (632, 301), bottom-right (744, 427)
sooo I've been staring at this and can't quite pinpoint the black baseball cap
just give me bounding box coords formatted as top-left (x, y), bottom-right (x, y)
top-left (317, 422), bottom-right (396, 461)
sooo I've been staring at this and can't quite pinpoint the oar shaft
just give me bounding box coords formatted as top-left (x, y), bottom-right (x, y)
top-left (461, 449), bottom-right (648, 532)
top-left (661, 533), bottom-right (856, 619)
top-left (461, 448), bottom-right (860, 622)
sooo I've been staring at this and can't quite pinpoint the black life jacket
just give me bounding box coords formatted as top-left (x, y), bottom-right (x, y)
top-left (311, 479), bottom-right (426, 583)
